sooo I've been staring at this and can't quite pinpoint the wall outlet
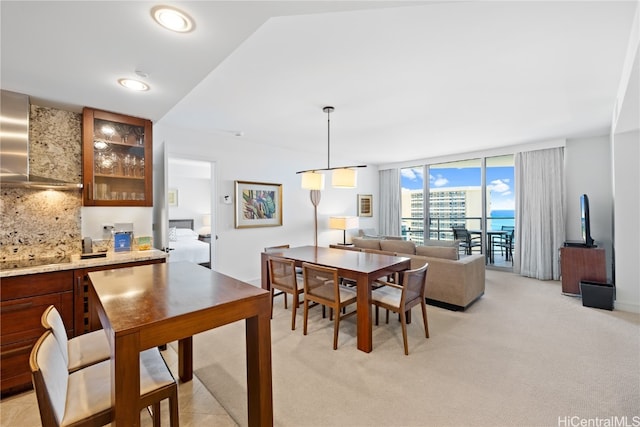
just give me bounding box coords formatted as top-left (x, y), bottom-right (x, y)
top-left (102, 224), bottom-right (114, 232)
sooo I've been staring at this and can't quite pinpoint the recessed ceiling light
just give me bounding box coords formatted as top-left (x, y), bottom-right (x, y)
top-left (118, 78), bottom-right (149, 91)
top-left (151, 6), bottom-right (194, 33)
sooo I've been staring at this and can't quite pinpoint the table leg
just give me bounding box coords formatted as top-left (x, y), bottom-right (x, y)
top-left (178, 337), bottom-right (193, 382)
top-left (113, 332), bottom-right (141, 426)
top-left (356, 274), bottom-right (373, 353)
top-left (245, 299), bottom-right (273, 427)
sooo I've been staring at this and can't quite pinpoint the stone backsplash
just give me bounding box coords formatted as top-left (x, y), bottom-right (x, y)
top-left (0, 105), bottom-right (83, 261)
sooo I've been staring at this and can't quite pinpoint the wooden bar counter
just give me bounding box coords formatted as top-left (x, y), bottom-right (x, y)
top-left (89, 261), bottom-right (273, 426)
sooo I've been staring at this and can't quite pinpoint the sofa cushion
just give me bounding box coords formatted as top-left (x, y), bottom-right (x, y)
top-left (398, 254), bottom-right (428, 270)
top-left (416, 245), bottom-right (459, 260)
top-left (422, 239), bottom-right (460, 248)
top-left (380, 239), bottom-right (416, 254)
top-left (353, 238), bottom-right (381, 250)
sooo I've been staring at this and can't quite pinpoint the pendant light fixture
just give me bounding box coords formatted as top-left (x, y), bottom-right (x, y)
top-left (297, 106), bottom-right (366, 189)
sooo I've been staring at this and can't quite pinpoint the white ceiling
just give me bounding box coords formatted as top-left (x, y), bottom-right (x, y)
top-left (1, 1), bottom-right (637, 166)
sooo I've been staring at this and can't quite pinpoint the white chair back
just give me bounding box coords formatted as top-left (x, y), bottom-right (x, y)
top-left (42, 306), bottom-right (70, 366)
top-left (32, 330), bottom-right (69, 426)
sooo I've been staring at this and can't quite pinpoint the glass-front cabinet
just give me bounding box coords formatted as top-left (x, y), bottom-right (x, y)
top-left (82, 108), bottom-right (152, 206)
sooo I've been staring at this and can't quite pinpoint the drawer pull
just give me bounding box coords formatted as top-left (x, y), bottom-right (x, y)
top-left (0, 302), bottom-right (33, 314)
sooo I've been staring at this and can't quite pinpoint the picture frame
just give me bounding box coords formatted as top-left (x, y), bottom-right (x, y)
top-left (357, 194), bottom-right (373, 217)
top-left (168, 188), bottom-right (178, 207)
top-left (235, 180), bottom-right (283, 228)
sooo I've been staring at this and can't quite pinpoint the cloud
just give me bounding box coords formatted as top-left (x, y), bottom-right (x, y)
top-left (431, 174), bottom-right (449, 187)
top-left (401, 167), bottom-right (423, 181)
top-left (489, 179), bottom-right (510, 194)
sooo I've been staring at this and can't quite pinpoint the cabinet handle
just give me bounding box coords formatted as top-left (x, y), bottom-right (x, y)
top-left (0, 302), bottom-right (33, 314)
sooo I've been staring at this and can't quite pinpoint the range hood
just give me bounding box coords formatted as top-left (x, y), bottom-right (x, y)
top-left (0, 90), bottom-right (83, 190)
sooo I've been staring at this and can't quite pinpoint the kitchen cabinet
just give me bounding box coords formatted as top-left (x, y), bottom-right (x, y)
top-left (82, 108), bottom-right (153, 206)
top-left (1, 271), bottom-right (74, 396)
top-left (0, 256), bottom-right (165, 396)
top-left (74, 258), bottom-right (165, 335)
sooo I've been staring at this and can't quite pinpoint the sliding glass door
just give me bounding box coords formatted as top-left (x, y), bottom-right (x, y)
top-left (399, 155), bottom-right (515, 268)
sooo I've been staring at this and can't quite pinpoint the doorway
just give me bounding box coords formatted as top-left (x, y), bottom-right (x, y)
top-left (167, 157), bottom-right (216, 269)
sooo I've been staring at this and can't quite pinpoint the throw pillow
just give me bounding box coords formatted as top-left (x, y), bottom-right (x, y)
top-left (168, 227), bottom-right (177, 242)
top-left (416, 245), bottom-right (459, 260)
top-left (380, 239), bottom-right (416, 254)
top-left (352, 238), bottom-right (382, 250)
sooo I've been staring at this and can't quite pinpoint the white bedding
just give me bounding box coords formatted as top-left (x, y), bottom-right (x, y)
top-left (167, 227), bottom-right (209, 264)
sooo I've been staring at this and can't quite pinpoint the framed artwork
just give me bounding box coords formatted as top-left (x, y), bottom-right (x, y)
top-left (235, 180), bottom-right (283, 228)
top-left (168, 188), bottom-right (178, 207)
top-left (358, 194), bottom-right (373, 217)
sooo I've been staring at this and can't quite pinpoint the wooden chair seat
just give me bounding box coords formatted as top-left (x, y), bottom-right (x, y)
top-left (372, 263), bottom-right (430, 355)
top-left (302, 262), bottom-right (357, 350)
top-left (30, 330), bottom-right (179, 427)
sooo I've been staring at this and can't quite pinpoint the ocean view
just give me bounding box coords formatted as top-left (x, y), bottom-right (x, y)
top-left (488, 209), bottom-right (515, 230)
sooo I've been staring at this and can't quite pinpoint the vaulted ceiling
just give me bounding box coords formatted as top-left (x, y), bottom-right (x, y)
top-left (1, 1), bottom-right (637, 165)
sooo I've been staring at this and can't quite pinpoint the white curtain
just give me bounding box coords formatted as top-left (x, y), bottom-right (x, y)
top-left (379, 169), bottom-right (401, 236)
top-left (513, 147), bottom-right (565, 280)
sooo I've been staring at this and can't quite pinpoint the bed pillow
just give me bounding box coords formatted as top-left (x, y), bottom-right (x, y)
top-left (175, 228), bottom-right (199, 241)
top-left (168, 227), bottom-right (178, 242)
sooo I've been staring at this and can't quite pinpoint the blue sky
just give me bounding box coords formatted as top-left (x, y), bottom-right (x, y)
top-left (401, 166), bottom-right (515, 211)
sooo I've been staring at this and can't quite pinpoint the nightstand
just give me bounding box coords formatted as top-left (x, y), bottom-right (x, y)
top-left (198, 234), bottom-right (211, 268)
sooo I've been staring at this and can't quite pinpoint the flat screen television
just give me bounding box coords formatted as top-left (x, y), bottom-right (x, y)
top-left (580, 194), bottom-right (595, 247)
top-left (564, 194), bottom-right (596, 248)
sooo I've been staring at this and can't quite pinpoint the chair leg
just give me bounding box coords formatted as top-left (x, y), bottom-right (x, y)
top-left (400, 309), bottom-right (409, 355)
top-left (333, 306), bottom-right (340, 350)
top-left (270, 288), bottom-right (275, 319)
top-left (169, 385), bottom-right (179, 427)
top-left (421, 301), bottom-right (429, 339)
top-left (385, 309), bottom-right (390, 324)
top-left (283, 292), bottom-right (288, 309)
top-left (151, 402), bottom-right (161, 427)
top-left (303, 299), bottom-right (309, 335)
top-left (291, 296), bottom-right (297, 330)
top-left (375, 305), bottom-right (379, 326)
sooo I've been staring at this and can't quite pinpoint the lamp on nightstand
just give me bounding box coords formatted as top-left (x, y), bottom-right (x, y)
top-left (198, 214), bottom-right (211, 236)
top-left (329, 216), bottom-right (359, 245)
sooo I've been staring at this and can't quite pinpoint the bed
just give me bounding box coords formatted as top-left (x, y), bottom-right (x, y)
top-left (168, 219), bottom-right (210, 266)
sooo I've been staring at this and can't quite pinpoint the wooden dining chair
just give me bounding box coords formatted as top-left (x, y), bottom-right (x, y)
top-left (41, 305), bottom-right (110, 372)
top-left (302, 262), bottom-right (357, 350)
top-left (372, 263), bottom-right (429, 355)
top-left (30, 329), bottom-right (179, 427)
top-left (268, 256), bottom-right (304, 330)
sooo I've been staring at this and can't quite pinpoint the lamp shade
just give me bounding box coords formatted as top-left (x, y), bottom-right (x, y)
top-left (198, 214), bottom-right (211, 235)
top-left (328, 216), bottom-right (359, 231)
top-left (332, 168), bottom-right (357, 188)
top-left (301, 171), bottom-right (325, 190)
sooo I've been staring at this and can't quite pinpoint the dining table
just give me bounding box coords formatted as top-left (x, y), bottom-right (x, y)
top-left (88, 261), bottom-right (273, 427)
top-left (260, 245), bottom-right (411, 353)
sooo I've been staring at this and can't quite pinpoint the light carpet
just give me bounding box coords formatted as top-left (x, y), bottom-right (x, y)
top-left (171, 269), bottom-right (640, 427)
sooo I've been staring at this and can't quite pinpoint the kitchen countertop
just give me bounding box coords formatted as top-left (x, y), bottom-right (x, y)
top-left (0, 249), bottom-right (167, 278)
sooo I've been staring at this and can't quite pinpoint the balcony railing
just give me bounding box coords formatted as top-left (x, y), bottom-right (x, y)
top-left (401, 216), bottom-right (514, 245)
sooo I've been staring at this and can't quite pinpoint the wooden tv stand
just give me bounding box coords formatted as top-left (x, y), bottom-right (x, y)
top-left (560, 246), bottom-right (606, 295)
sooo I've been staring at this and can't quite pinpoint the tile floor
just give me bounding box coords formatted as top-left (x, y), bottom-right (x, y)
top-left (0, 344), bottom-right (237, 427)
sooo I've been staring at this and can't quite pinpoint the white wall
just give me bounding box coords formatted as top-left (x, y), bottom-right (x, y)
top-left (564, 135), bottom-right (613, 280)
top-left (611, 129), bottom-right (639, 313)
top-left (154, 122), bottom-right (377, 282)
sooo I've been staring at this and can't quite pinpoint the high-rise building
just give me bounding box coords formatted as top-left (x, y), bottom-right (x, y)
top-left (401, 187), bottom-right (482, 244)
